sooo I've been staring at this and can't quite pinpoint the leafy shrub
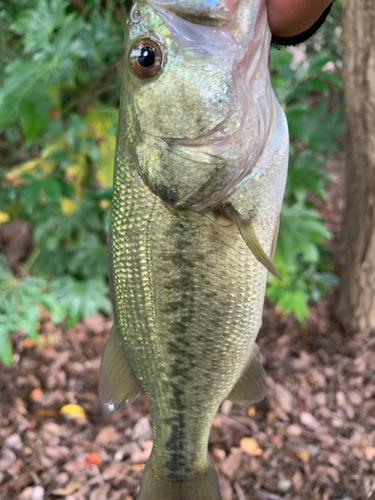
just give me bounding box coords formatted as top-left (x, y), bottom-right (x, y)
top-left (0, 0), bottom-right (121, 364)
top-left (0, 1), bottom-right (343, 363)
top-left (267, 49), bottom-right (344, 322)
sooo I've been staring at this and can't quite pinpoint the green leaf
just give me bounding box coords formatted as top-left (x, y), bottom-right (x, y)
top-left (275, 203), bottom-right (332, 273)
top-left (50, 276), bottom-right (111, 326)
top-left (0, 328), bottom-right (13, 366)
top-left (276, 290), bottom-right (310, 323)
top-left (308, 53), bottom-right (332, 74)
top-left (19, 91), bottom-right (51, 141)
top-left (67, 235), bottom-right (107, 279)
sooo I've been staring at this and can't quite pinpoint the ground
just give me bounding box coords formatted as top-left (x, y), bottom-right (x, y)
top-left (1, 154), bottom-right (375, 500)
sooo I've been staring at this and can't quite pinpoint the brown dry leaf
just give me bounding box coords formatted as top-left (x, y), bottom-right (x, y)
top-left (292, 471), bottom-right (304, 492)
top-left (85, 452), bottom-right (102, 468)
top-left (287, 424), bottom-right (302, 437)
top-left (130, 440), bottom-right (153, 463)
top-left (300, 412), bottom-right (320, 430)
top-left (221, 448), bottom-right (242, 478)
top-left (102, 462), bottom-right (126, 481)
top-left (32, 409), bottom-right (58, 418)
top-left (51, 482), bottom-right (80, 496)
top-left (89, 483), bottom-right (111, 500)
top-left (364, 447), bottom-right (375, 460)
top-left (95, 425), bottom-right (121, 446)
top-left (274, 384), bottom-right (293, 413)
top-left (218, 475), bottom-right (233, 500)
top-left (240, 437), bottom-right (263, 456)
top-left (132, 416), bottom-right (152, 441)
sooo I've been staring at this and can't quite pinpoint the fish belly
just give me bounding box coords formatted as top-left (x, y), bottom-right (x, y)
top-left (110, 153), bottom-right (271, 479)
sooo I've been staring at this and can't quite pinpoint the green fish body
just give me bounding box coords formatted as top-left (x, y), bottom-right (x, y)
top-left (99, 0), bottom-right (289, 498)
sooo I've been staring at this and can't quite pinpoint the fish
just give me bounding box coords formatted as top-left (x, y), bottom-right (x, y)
top-left (99, 0), bottom-right (289, 498)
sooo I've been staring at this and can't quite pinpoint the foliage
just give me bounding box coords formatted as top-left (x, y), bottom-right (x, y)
top-left (0, 0), bottom-right (343, 363)
top-left (0, 0), bottom-right (122, 364)
top-left (267, 48), bottom-right (344, 322)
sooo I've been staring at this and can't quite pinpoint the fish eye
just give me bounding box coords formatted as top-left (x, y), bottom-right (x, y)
top-left (129, 39), bottom-right (164, 78)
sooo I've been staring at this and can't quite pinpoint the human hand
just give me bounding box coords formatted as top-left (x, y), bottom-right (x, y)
top-left (267, 0), bottom-right (333, 39)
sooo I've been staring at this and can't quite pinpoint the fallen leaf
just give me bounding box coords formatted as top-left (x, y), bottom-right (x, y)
top-left (300, 411), bottom-right (320, 430)
top-left (22, 338), bottom-right (37, 349)
top-left (130, 440), bottom-right (153, 463)
top-left (51, 482), bottom-right (80, 496)
top-left (274, 384), bottom-right (293, 413)
top-left (221, 448), bottom-right (242, 478)
top-left (32, 409), bottom-right (58, 418)
top-left (364, 447), bottom-right (375, 460)
top-left (85, 452), bottom-right (102, 468)
top-left (287, 424), bottom-right (302, 436)
top-left (89, 483), bottom-right (111, 500)
top-left (132, 416), bottom-right (152, 441)
top-left (296, 451), bottom-right (310, 463)
top-left (60, 404), bottom-right (87, 420)
top-left (29, 389), bottom-right (43, 402)
top-left (95, 425), bottom-right (121, 445)
top-left (221, 400), bottom-right (233, 415)
top-left (129, 463), bottom-right (145, 471)
top-left (240, 437), bottom-right (263, 456)
top-left (248, 406), bottom-right (256, 417)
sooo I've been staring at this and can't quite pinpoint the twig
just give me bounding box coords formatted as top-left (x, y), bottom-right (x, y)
top-left (0, 447), bottom-right (78, 494)
top-left (234, 482), bottom-right (247, 500)
top-left (217, 413), bottom-right (252, 434)
top-left (257, 490), bottom-right (285, 500)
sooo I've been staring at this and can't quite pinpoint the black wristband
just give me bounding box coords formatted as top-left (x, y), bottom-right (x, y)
top-left (271, 2), bottom-right (333, 46)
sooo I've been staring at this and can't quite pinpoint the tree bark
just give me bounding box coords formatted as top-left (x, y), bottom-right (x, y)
top-left (338, 0), bottom-right (375, 332)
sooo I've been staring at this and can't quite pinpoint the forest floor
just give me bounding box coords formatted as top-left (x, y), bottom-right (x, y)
top-left (1, 154), bottom-right (375, 500)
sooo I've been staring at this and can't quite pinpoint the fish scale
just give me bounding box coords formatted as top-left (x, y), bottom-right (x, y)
top-left (111, 152), bottom-right (269, 467)
top-left (99, 0), bottom-right (289, 498)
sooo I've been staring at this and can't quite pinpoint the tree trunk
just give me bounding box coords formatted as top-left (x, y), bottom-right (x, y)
top-left (338, 0), bottom-right (375, 332)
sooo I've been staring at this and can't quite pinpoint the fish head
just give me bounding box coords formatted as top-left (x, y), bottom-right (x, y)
top-left (121, 0), bottom-right (274, 209)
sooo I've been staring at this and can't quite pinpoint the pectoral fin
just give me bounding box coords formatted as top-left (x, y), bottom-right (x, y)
top-left (99, 324), bottom-right (140, 416)
top-left (232, 208), bottom-right (282, 281)
top-left (227, 344), bottom-right (267, 405)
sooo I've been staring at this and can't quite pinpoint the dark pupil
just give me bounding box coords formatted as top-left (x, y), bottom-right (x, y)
top-left (138, 46), bottom-right (156, 68)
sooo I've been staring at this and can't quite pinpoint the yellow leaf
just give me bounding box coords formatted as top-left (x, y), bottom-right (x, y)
top-left (296, 451), bottom-right (310, 463)
top-left (129, 464), bottom-right (145, 471)
top-left (248, 406), bottom-right (256, 417)
top-left (60, 404), bottom-right (87, 420)
top-left (65, 160), bottom-right (87, 199)
top-left (83, 106), bottom-right (117, 188)
top-left (61, 197), bottom-right (79, 215)
top-left (5, 159), bottom-right (56, 186)
top-left (51, 482), bottom-right (80, 496)
top-left (240, 437), bottom-right (263, 456)
top-left (99, 199), bottom-right (111, 210)
top-left (0, 211), bottom-right (10, 225)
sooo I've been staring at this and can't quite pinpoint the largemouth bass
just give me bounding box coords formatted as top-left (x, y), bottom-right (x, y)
top-left (99, 0), bottom-right (289, 498)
